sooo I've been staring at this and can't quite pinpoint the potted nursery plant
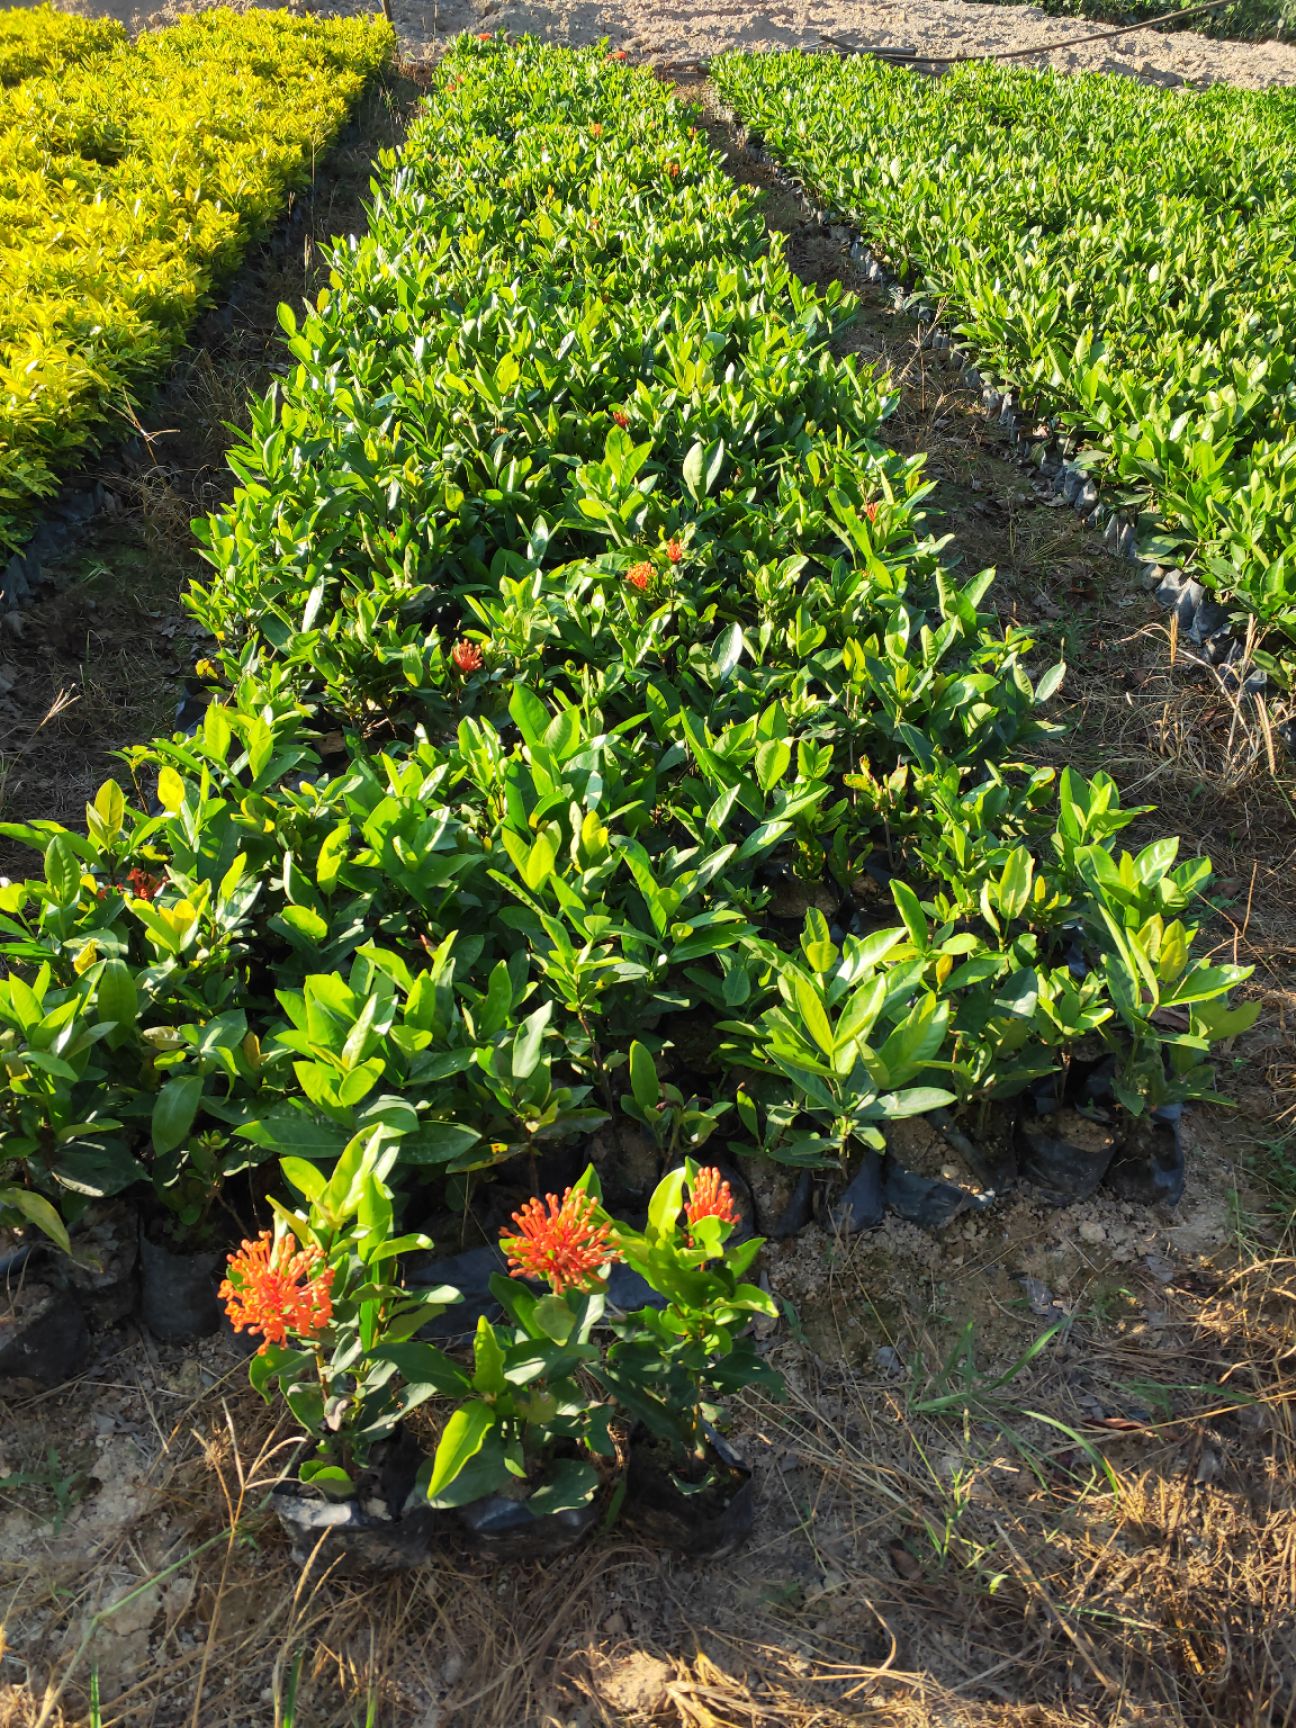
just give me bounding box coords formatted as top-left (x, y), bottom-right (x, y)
top-left (226, 1131), bottom-right (462, 1573)
top-left (597, 1161), bottom-right (782, 1556)
top-left (391, 1172), bottom-right (621, 1561)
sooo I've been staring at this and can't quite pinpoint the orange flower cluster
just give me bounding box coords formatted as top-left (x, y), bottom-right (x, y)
top-left (625, 561), bottom-right (653, 592)
top-left (607, 48), bottom-right (627, 60)
top-left (610, 408), bottom-right (629, 428)
top-left (451, 639), bottom-right (484, 672)
top-left (685, 1166), bottom-right (739, 1246)
top-left (665, 161), bottom-right (680, 179)
top-left (666, 537), bottom-right (683, 564)
top-left (590, 122), bottom-right (604, 138)
top-left (501, 1187), bottom-right (621, 1294)
top-left (220, 1232), bottom-right (334, 1354)
top-left (864, 500), bottom-right (880, 524)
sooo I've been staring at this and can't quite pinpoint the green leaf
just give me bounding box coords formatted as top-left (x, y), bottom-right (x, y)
top-left (280, 1156), bottom-right (327, 1202)
top-left (45, 1140), bottom-right (143, 1199)
top-left (528, 1458), bottom-right (599, 1515)
top-left (509, 683), bottom-right (550, 748)
top-left (792, 973), bottom-right (835, 1057)
top-left (156, 766), bottom-right (186, 813)
top-left (5, 1189), bottom-right (71, 1255)
top-left (682, 440), bottom-right (706, 501)
top-left (44, 834), bottom-right (80, 905)
top-left (92, 780), bottom-right (125, 843)
top-left (472, 1316), bottom-right (508, 1396)
top-left (710, 623), bottom-right (744, 685)
top-left (297, 1462), bottom-right (354, 1501)
top-left (629, 1041), bottom-right (660, 1115)
top-left (512, 1001), bottom-right (551, 1080)
top-left (890, 879), bottom-right (928, 949)
top-left (152, 1074), bottom-right (203, 1157)
top-left (532, 1294), bottom-right (578, 1344)
top-left (647, 1167), bottom-right (688, 1238)
top-left (96, 958), bottom-right (138, 1031)
top-left (427, 1400), bottom-right (496, 1501)
top-left (278, 904), bottom-right (329, 943)
top-left (755, 738), bottom-right (791, 793)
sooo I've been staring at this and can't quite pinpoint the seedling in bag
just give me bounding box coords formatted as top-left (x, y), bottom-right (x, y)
top-left (597, 1161), bottom-right (781, 1467)
top-left (620, 1039), bottom-right (732, 1163)
top-left (722, 912), bottom-right (954, 1168)
top-left (406, 1171), bottom-right (620, 1528)
top-left (234, 1133), bottom-right (461, 1500)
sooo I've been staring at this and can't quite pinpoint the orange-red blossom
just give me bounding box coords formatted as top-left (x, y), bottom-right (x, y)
top-left (685, 1166), bottom-right (739, 1246)
top-left (221, 1232), bottom-right (334, 1355)
top-left (625, 561), bottom-right (653, 591)
top-left (126, 867), bottom-right (162, 901)
top-left (451, 639), bottom-right (484, 672)
top-left (501, 1187), bottom-right (621, 1294)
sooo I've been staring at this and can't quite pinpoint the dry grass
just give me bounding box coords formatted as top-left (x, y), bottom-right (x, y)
top-left (3, 1176), bottom-right (1294, 1727)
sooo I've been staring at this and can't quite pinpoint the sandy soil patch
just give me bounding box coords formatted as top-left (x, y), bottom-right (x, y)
top-left (40, 0), bottom-right (1296, 84)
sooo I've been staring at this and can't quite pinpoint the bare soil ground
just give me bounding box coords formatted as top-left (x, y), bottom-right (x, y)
top-left (3, 41), bottom-right (1296, 1728)
top-left (43, 0), bottom-right (1296, 85)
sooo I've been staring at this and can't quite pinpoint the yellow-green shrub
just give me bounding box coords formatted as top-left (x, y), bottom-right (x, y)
top-left (0, 7), bottom-right (393, 553)
top-left (0, 5), bottom-right (124, 87)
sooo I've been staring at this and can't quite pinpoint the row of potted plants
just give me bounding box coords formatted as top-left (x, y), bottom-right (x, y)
top-left (1, 39), bottom-right (1255, 1406)
top-left (711, 50), bottom-right (1296, 654)
top-left (0, 7), bottom-right (394, 556)
top-left (224, 1141), bottom-right (777, 1564)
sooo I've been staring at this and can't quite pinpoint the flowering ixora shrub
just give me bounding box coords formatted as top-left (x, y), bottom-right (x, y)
top-left (234, 1135), bottom-right (461, 1498)
top-left (0, 35), bottom-right (1259, 1383)
top-left (227, 1158), bottom-right (779, 1530)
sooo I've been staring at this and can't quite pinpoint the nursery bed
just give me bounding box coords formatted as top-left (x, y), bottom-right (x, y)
top-left (1, 35), bottom-right (1294, 1728)
top-left (0, 65), bottom-right (428, 876)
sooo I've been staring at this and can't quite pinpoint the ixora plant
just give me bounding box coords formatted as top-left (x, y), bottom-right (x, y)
top-left (405, 1162), bottom-right (779, 1557)
top-left (395, 1175), bottom-right (621, 1559)
top-left (232, 1158), bottom-right (780, 1567)
top-left (598, 1163), bottom-right (782, 1552)
top-left (225, 1133), bottom-right (461, 1564)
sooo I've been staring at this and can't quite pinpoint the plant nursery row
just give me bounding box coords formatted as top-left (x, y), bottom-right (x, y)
top-left (713, 53), bottom-right (1296, 655)
top-left (0, 38), bottom-right (1257, 1556)
top-left (0, 7), bottom-right (393, 556)
top-left (0, 4), bottom-right (124, 85)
